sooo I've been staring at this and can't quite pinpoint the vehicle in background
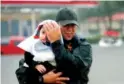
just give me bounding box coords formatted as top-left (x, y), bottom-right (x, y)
top-left (99, 30), bottom-right (123, 47)
top-left (1, 36), bottom-right (25, 55)
top-left (99, 37), bottom-right (123, 47)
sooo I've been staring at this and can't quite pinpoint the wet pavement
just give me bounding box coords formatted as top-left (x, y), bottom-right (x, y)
top-left (1, 44), bottom-right (124, 84)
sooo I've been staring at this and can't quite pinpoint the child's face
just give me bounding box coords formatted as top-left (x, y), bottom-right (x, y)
top-left (39, 28), bottom-right (47, 43)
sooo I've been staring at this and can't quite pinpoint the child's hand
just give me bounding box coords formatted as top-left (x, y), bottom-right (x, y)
top-left (35, 64), bottom-right (46, 73)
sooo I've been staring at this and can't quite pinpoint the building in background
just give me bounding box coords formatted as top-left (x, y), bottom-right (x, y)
top-left (1, 0), bottom-right (98, 38)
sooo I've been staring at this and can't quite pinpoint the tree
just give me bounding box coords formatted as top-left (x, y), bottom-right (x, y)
top-left (78, 1), bottom-right (124, 30)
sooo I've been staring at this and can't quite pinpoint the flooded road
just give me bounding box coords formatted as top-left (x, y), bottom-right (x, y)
top-left (1, 45), bottom-right (124, 84)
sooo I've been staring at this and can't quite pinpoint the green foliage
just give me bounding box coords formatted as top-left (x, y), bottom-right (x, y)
top-left (122, 35), bottom-right (124, 41)
top-left (86, 35), bottom-right (101, 44)
top-left (78, 1), bottom-right (124, 21)
top-left (86, 34), bottom-right (124, 44)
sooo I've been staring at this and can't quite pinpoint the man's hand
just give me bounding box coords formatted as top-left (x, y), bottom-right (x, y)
top-left (43, 70), bottom-right (69, 84)
top-left (44, 21), bottom-right (61, 43)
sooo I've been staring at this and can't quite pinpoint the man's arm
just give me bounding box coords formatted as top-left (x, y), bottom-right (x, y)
top-left (24, 51), bottom-right (70, 84)
top-left (43, 21), bottom-right (92, 69)
top-left (51, 40), bottom-right (92, 69)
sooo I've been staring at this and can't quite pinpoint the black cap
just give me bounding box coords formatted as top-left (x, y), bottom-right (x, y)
top-left (56, 8), bottom-right (78, 26)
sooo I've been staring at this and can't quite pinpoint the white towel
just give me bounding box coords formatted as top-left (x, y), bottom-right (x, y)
top-left (17, 20), bottom-right (63, 66)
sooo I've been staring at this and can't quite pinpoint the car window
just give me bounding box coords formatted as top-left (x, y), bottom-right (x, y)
top-left (14, 41), bottom-right (21, 45)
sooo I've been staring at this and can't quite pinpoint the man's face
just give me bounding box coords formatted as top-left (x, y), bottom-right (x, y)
top-left (61, 24), bottom-right (76, 40)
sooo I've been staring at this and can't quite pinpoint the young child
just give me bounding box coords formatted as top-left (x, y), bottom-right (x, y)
top-left (17, 20), bottom-right (63, 84)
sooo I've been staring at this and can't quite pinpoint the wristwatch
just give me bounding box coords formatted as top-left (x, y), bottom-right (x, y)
top-left (39, 76), bottom-right (44, 84)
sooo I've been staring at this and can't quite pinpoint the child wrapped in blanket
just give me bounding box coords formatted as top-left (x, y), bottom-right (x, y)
top-left (17, 20), bottom-right (64, 84)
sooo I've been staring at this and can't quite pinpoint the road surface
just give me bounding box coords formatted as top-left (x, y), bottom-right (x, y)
top-left (1, 45), bottom-right (124, 84)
